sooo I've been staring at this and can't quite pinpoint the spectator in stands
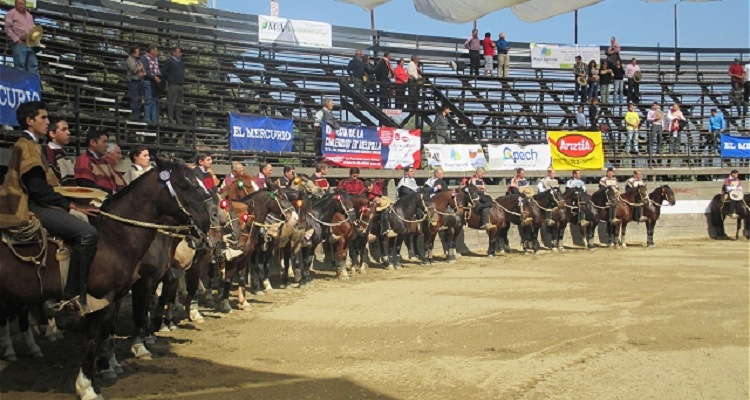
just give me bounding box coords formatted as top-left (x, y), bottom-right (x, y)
top-left (744, 60), bottom-right (750, 116)
top-left (407, 55), bottom-right (422, 108)
top-left (316, 98), bottom-right (340, 160)
top-left (279, 165), bottom-right (295, 187)
top-left (730, 82), bottom-right (746, 117)
top-left (347, 50), bottom-right (366, 94)
top-left (374, 52), bottom-right (393, 108)
top-left (586, 60), bottom-right (600, 102)
top-left (573, 56), bottom-right (587, 104)
top-left (625, 103), bottom-right (641, 154)
top-left (599, 60), bottom-right (613, 104)
top-left (430, 105), bottom-right (451, 144)
top-left (338, 168), bottom-right (365, 195)
top-left (482, 32), bottom-right (496, 76)
top-left (104, 143), bottom-right (123, 168)
top-left (625, 58), bottom-right (641, 104)
top-left (646, 102), bottom-right (664, 155)
top-left (606, 36), bottom-right (620, 67)
top-left (575, 105), bottom-right (587, 129)
top-left (194, 152), bottom-right (219, 190)
top-left (363, 55), bottom-right (376, 97)
top-left (464, 29), bottom-right (481, 76)
top-left (708, 108), bottom-right (725, 155)
top-left (45, 117), bottom-right (75, 186)
top-left (589, 98), bottom-right (600, 130)
top-left (256, 163), bottom-right (272, 189)
top-left (125, 47), bottom-right (146, 120)
top-left (125, 145), bottom-right (151, 184)
top-left (394, 58), bottom-right (408, 109)
top-left (728, 58), bottom-right (744, 85)
top-left (4, 0), bottom-right (38, 74)
top-left (612, 59), bottom-right (625, 105)
top-left (140, 45), bottom-right (162, 122)
top-left (311, 163), bottom-right (329, 190)
top-left (665, 103), bottom-right (685, 155)
top-left (161, 47), bottom-right (185, 125)
top-left (495, 32), bottom-right (510, 79)
top-left (74, 131), bottom-right (125, 195)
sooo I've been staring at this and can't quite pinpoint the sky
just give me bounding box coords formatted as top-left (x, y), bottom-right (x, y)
top-left (215, 0), bottom-right (749, 49)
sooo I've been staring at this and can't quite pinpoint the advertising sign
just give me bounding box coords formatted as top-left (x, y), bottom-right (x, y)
top-left (720, 134), bottom-right (750, 158)
top-left (0, 65), bottom-right (42, 126)
top-left (424, 144), bottom-right (486, 172)
top-left (258, 15), bottom-right (332, 48)
top-left (547, 131), bottom-right (604, 170)
top-left (530, 43), bottom-right (600, 69)
top-left (229, 114), bottom-right (294, 152)
top-left (322, 123), bottom-right (421, 169)
top-left (488, 144), bottom-right (551, 171)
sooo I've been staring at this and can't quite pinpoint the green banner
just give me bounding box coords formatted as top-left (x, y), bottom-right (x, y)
top-left (1, 0), bottom-right (37, 7)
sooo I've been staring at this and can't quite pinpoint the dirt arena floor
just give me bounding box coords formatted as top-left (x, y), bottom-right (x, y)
top-left (1, 238), bottom-right (748, 400)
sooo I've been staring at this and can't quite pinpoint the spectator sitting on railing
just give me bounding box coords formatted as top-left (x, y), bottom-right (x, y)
top-left (125, 47), bottom-right (146, 120)
top-left (74, 131), bottom-right (125, 195)
top-left (45, 117), bottom-right (75, 186)
top-left (729, 58), bottom-right (744, 85)
top-left (394, 58), bottom-right (408, 109)
top-left (606, 36), bottom-right (621, 67)
top-left (347, 50), bottom-right (366, 94)
top-left (708, 109), bottom-right (725, 155)
top-left (464, 29), bottom-right (481, 76)
top-left (575, 105), bottom-right (587, 129)
top-left (4, 0), bottom-right (38, 74)
top-left (430, 105), bottom-right (451, 144)
top-left (730, 82), bottom-right (746, 117)
top-left (407, 55), bottom-right (422, 108)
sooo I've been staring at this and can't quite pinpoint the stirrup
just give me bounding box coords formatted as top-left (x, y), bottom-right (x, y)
top-left (386, 229), bottom-right (398, 238)
top-left (611, 218), bottom-right (621, 224)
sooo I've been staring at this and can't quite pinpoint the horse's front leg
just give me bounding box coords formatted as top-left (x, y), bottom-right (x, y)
top-left (620, 222), bottom-right (628, 249)
top-left (76, 308), bottom-right (108, 400)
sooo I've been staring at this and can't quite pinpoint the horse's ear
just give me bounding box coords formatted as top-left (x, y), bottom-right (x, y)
top-left (153, 155), bottom-right (168, 170)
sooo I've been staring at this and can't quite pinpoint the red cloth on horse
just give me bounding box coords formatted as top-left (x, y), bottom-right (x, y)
top-left (338, 178), bottom-right (365, 195)
top-left (74, 150), bottom-right (125, 194)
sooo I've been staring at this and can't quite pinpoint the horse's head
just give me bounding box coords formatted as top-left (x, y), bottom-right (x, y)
top-left (332, 189), bottom-right (356, 222)
top-left (660, 185), bottom-right (676, 206)
top-left (215, 191), bottom-right (243, 249)
top-left (419, 187), bottom-right (434, 211)
top-left (284, 188), bottom-right (309, 230)
top-left (550, 187), bottom-right (565, 209)
top-left (266, 181), bottom-right (298, 225)
top-left (153, 156), bottom-right (212, 244)
top-left (462, 184), bottom-right (481, 206)
top-left (355, 200), bottom-right (377, 235)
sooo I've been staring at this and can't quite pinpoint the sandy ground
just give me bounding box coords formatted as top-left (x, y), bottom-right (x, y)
top-left (1, 238), bottom-right (748, 400)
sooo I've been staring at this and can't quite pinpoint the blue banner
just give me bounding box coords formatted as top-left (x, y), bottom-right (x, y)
top-left (321, 122), bottom-right (382, 168)
top-left (229, 113), bottom-right (294, 152)
top-left (0, 65), bottom-right (42, 126)
top-left (721, 134), bottom-right (750, 158)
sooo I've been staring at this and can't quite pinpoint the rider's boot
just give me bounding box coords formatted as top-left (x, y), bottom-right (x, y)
top-left (383, 210), bottom-right (397, 238)
top-left (481, 208), bottom-right (495, 231)
top-left (72, 233), bottom-right (98, 314)
top-left (730, 200), bottom-right (738, 219)
top-left (545, 210), bottom-right (555, 226)
top-left (609, 205), bottom-right (620, 224)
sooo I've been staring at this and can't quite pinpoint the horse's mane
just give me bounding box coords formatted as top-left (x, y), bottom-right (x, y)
top-left (100, 168), bottom-right (157, 211)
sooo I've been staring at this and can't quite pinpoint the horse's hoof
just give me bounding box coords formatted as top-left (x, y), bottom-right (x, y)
top-left (238, 300), bottom-right (251, 310)
top-left (189, 309), bottom-right (205, 323)
top-left (131, 343), bottom-right (152, 360)
top-left (647, 243), bottom-right (655, 248)
top-left (606, 243), bottom-right (614, 248)
top-left (336, 270), bottom-right (350, 281)
top-left (144, 334), bottom-right (156, 345)
top-left (551, 248), bottom-right (559, 252)
top-left (46, 334), bottom-right (57, 343)
top-left (159, 323), bottom-right (171, 333)
top-left (218, 299), bottom-right (232, 313)
top-left (621, 244), bottom-right (628, 249)
top-left (203, 298), bottom-right (216, 308)
top-left (100, 367), bottom-right (118, 380)
top-left (559, 247), bottom-right (566, 253)
top-left (588, 246), bottom-right (596, 251)
top-left (385, 265), bottom-right (394, 270)
top-left (394, 263), bottom-right (402, 269)
top-left (31, 349), bottom-right (44, 358)
top-left (4, 354), bottom-right (17, 362)
top-left (169, 322), bottom-right (179, 331)
top-left (253, 291), bottom-right (265, 296)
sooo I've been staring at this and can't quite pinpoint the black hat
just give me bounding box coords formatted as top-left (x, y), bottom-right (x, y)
top-left (731, 169), bottom-right (739, 174)
top-left (607, 167), bottom-right (615, 172)
top-left (516, 167), bottom-right (525, 173)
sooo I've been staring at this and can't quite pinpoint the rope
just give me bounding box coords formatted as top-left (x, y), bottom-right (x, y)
top-left (388, 206), bottom-right (428, 223)
top-left (157, 229), bottom-right (189, 239)
top-left (307, 212), bottom-right (347, 227)
top-left (589, 201), bottom-right (609, 210)
top-left (4, 215), bottom-right (48, 266)
top-left (492, 199), bottom-right (522, 217)
top-left (99, 210), bottom-right (190, 233)
top-left (531, 197), bottom-right (560, 212)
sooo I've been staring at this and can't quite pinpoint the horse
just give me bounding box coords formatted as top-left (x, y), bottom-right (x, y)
top-left (277, 188), bottom-right (311, 287)
top-left (592, 186), bottom-right (648, 248)
top-left (347, 196), bottom-right (378, 274)
top-left (564, 188), bottom-right (598, 250)
top-left (379, 189), bottom-right (433, 269)
top-left (710, 192), bottom-right (750, 240)
top-left (301, 191), bottom-right (355, 281)
top-left (492, 193), bottom-right (534, 254)
top-left (0, 157), bottom-right (212, 400)
top-left (423, 189), bottom-right (465, 264)
top-left (223, 170), bottom-right (258, 201)
top-left (643, 185), bottom-right (677, 246)
top-left (527, 188), bottom-right (567, 252)
top-left (458, 184), bottom-right (506, 257)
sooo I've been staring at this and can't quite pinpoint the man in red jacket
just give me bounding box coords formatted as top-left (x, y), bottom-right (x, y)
top-left (337, 167), bottom-right (365, 195)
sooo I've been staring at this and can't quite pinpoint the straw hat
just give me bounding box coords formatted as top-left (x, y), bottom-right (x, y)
top-left (26, 25), bottom-right (43, 47)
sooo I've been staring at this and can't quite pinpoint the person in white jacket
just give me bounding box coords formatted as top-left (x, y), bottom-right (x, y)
top-left (664, 103), bottom-right (685, 154)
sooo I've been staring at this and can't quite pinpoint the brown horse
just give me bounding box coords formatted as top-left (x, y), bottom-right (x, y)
top-left (711, 193), bottom-right (750, 241)
top-left (492, 193), bottom-right (533, 255)
top-left (0, 157), bottom-right (212, 400)
top-left (526, 188), bottom-right (566, 253)
top-left (642, 185), bottom-right (676, 246)
top-left (423, 189), bottom-right (465, 264)
top-left (598, 186), bottom-right (649, 248)
top-left (459, 184), bottom-right (506, 257)
top-left (564, 188), bottom-right (598, 250)
top-left (345, 195), bottom-right (377, 274)
top-left (223, 170), bottom-right (257, 201)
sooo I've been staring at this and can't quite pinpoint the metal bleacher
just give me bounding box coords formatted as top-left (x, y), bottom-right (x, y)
top-left (1, 0), bottom-right (748, 176)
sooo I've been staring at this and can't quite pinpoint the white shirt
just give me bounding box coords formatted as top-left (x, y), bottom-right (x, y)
top-left (47, 142), bottom-right (62, 149)
top-left (24, 131), bottom-right (39, 143)
top-left (566, 178), bottom-right (586, 191)
top-left (744, 63), bottom-right (750, 81)
top-left (407, 61), bottom-right (421, 80)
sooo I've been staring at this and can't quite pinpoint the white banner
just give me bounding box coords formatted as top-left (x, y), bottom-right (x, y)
top-left (425, 144), bottom-right (486, 172)
top-left (258, 15), bottom-right (332, 48)
top-left (488, 144), bottom-right (551, 171)
top-left (530, 43), bottom-right (600, 69)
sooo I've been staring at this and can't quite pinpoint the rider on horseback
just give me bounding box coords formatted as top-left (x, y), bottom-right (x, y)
top-left (364, 179), bottom-right (396, 238)
top-left (722, 169), bottom-right (743, 219)
top-left (338, 167), bottom-right (365, 195)
top-left (598, 167), bottom-right (620, 224)
top-left (536, 168), bottom-right (557, 225)
top-left (74, 131), bottom-right (126, 195)
top-left (626, 170), bottom-right (648, 222)
top-left (471, 167), bottom-right (495, 231)
top-left (0, 102), bottom-right (101, 313)
top-left (311, 163), bottom-right (330, 190)
top-left (397, 166), bottom-right (424, 221)
top-left (566, 169), bottom-right (586, 191)
top-left (424, 167), bottom-right (448, 198)
top-left (256, 163), bottom-right (272, 189)
top-left (193, 152), bottom-right (219, 191)
top-left (45, 117), bottom-right (75, 186)
top-left (506, 167), bottom-right (531, 196)
top-left (279, 165), bottom-right (296, 187)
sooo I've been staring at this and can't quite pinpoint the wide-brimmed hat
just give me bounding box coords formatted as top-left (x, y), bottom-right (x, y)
top-left (633, 70), bottom-right (643, 83)
top-left (26, 25), bottom-right (43, 47)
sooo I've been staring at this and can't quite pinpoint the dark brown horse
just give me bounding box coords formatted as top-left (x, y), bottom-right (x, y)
top-left (594, 186), bottom-right (649, 248)
top-left (0, 157), bottom-right (212, 400)
top-left (459, 184), bottom-right (506, 257)
top-left (642, 185), bottom-right (676, 246)
top-left (493, 193), bottom-right (533, 255)
top-left (527, 188), bottom-right (566, 253)
top-left (347, 196), bottom-right (377, 274)
top-left (564, 188), bottom-right (598, 250)
top-left (376, 189), bottom-right (432, 269)
top-left (302, 191), bottom-right (355, 281)
top-left (423, 189), bottom-right (465, 264)
top-left (710, 192), bottom-right (749, 241)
